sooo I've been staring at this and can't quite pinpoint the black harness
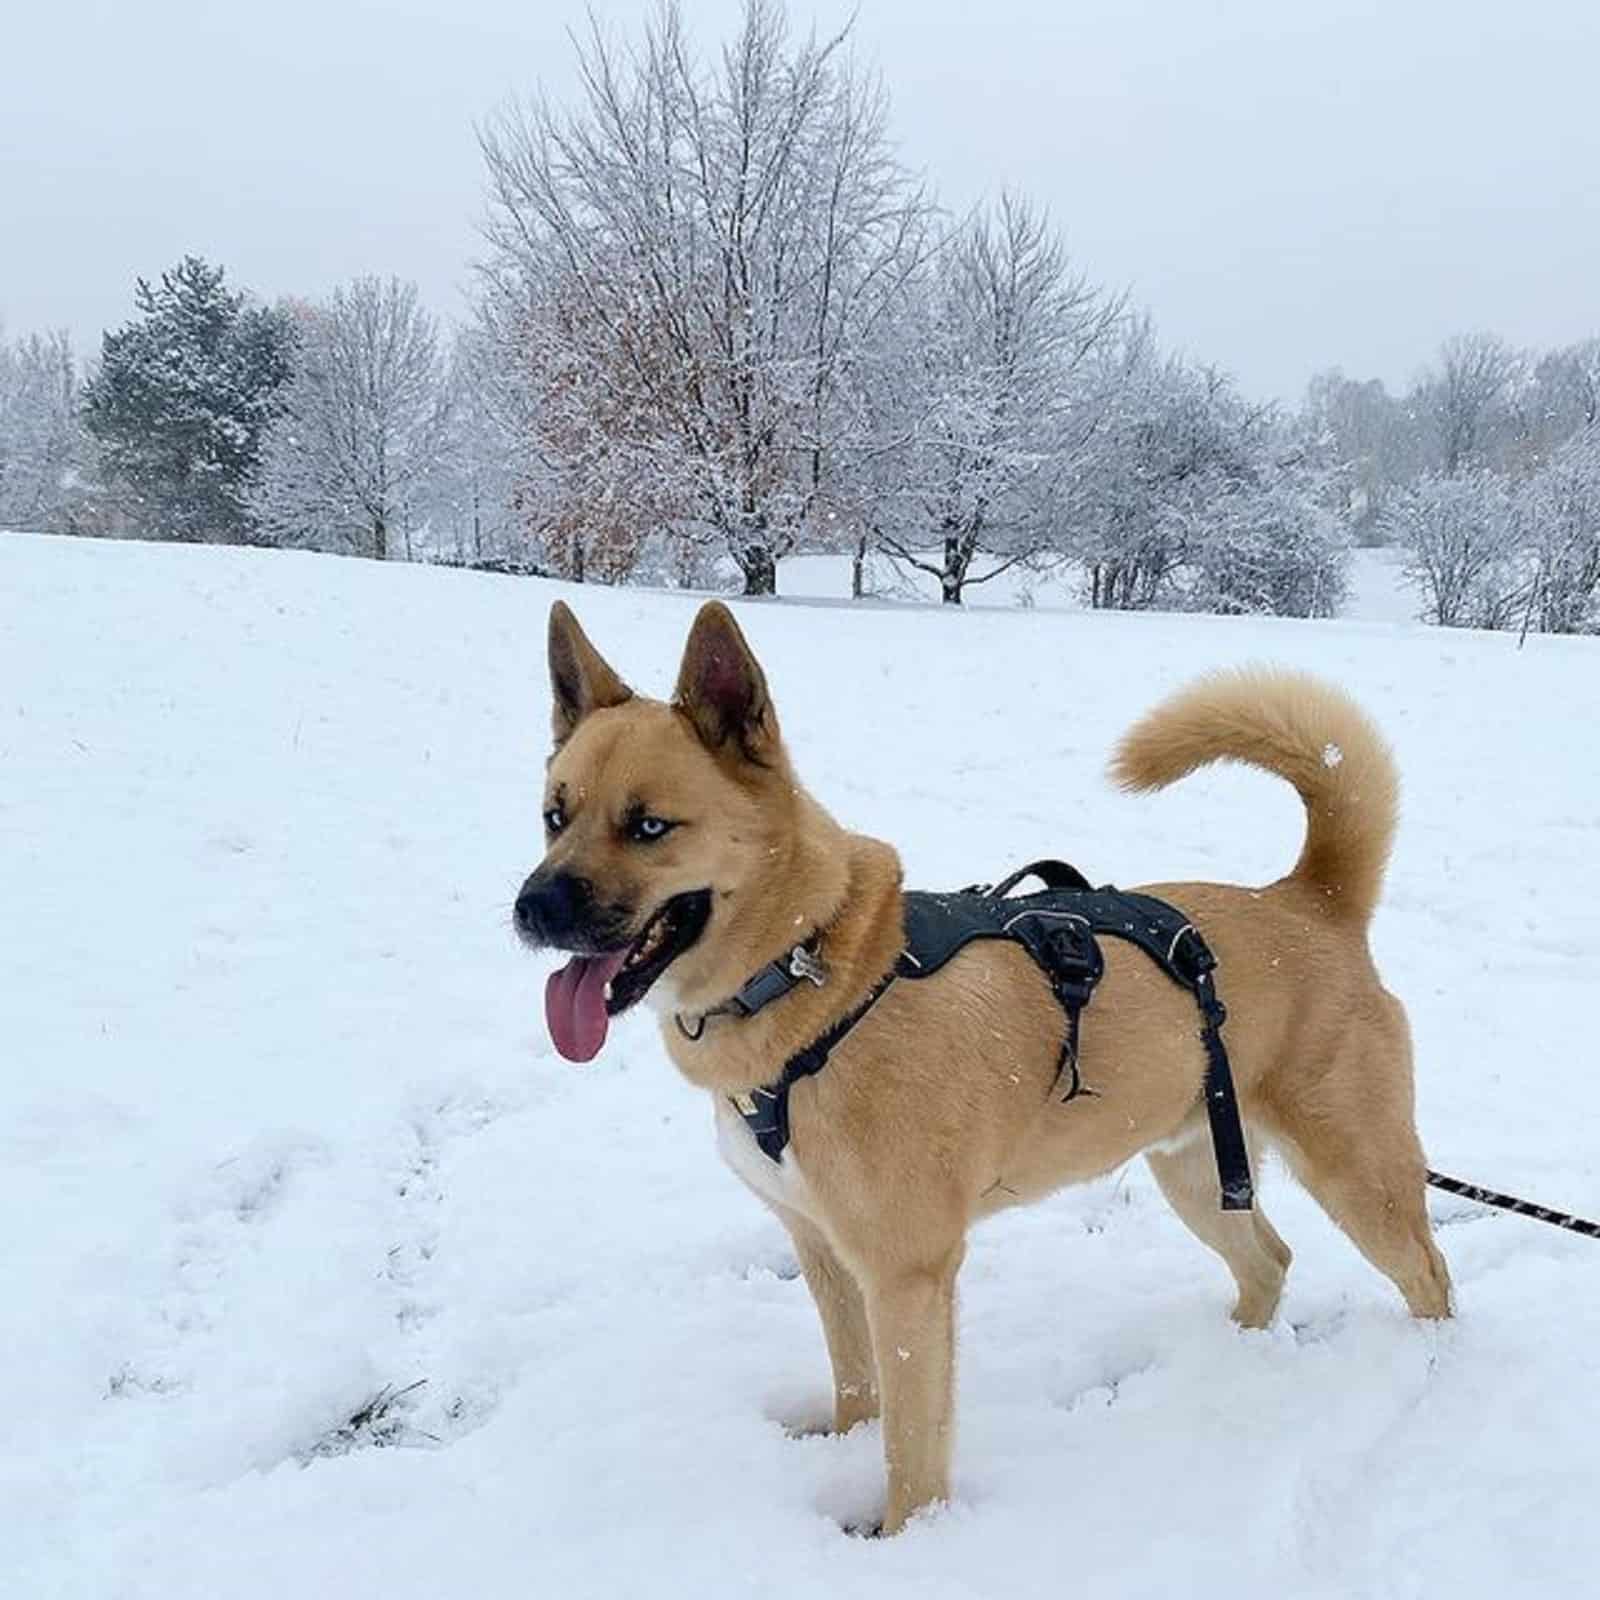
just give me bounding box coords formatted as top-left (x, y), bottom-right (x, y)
top-left (709, 860), bottom-right (1254, 1212)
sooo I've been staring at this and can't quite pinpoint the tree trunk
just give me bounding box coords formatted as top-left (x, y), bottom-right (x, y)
top-left (941, 533), bottom-right (964, 604)
top-left (852, 534), bottom-right (867, 599)
top-left (741, 543), bottom-right (778, 596)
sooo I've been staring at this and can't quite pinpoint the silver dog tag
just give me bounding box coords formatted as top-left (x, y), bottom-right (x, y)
top-left (788, 944), bottom-right (828, 987)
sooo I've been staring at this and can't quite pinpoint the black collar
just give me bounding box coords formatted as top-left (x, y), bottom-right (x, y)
top-left (673, 930), bottom-right (901, 1164)
top-left (673, 936), bottom-right (830, 1041)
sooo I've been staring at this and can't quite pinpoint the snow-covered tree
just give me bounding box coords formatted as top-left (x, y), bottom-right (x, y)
top-left (477, 0), bottom-right (932, 594)
top-left (1523, 339), bottom-right (1600, 463)
top-left (1363, 335), bottom-right (1600, 636)
top-left (1386, 470), bottom-right (1522, 628)
top-left (252, 278), bottom-right (450, 562)
top-left (1184, 467), bottom-right (1349, 619)
top-left (1301, 368), bottom-right (1419, 539)
top-left (1517, 427), bottom-right (1600, 635)
top-left (870, 196), bottom-right (1121, 604)
top-left (418, 328), bottom-right (537, 571)
top-left (1070, 328), bottom-right (1346, 616)
top-left (81, 257), bottom-right (293, 542)
top-left (1074, 333), bottom-right (1239, 609)
top-left (1067, 324), bottom-right (1187, 609)
top-left (0, 328), bottom-right (84, 533)
top-left (1414, 333), bottom-right (1524, 478)
top-left (487, 247), bottom-right (691, 584)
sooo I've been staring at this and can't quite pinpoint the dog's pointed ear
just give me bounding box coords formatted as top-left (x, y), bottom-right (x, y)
top-left (548, 601), bottom-right (631, 745)
top-left (673, 601), bottom-right (778, 761)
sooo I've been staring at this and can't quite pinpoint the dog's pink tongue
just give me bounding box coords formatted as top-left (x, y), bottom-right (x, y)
top-left (545, 951), bottom-right (628, 1063)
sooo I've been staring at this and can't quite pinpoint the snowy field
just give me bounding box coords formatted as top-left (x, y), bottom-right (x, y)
top-left (4, 531), bottom-right (1598, 1599)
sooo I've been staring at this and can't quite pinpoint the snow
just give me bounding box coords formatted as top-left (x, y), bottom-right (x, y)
top-left (1344, 542), bottom-right (1423, 624)
top-left (4, 530), bottom-right (1598, 1598)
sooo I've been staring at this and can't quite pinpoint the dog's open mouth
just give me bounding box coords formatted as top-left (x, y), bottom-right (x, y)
top-left (544, 889), bottom-right (712, 1063)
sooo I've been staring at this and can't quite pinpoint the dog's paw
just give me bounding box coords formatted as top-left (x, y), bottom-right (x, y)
top-left (842, 1518), bottom-right (885, 1540)
top-left (769, 1381), bottom-right (880, 1439)
top-left (778, 1413), bottom-right (835, 1440)
top-left (768, 1393), bottom-right (844, 1439)
top-left (778, 1409), bottom-right (877, 1440)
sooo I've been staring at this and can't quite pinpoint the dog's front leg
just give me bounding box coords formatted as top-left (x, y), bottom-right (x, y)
top-left (781, 1210), bottom-right (879, 1432)
top-left (862, 1242), bottom-right (964, 1535)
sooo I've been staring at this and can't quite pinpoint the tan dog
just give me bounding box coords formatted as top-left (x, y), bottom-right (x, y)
top-left (515, 598), bottom-right (1453, 1535)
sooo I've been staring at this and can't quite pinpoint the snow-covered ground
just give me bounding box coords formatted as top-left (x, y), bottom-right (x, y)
top-left (4, 531), bottom-right (1596, 1599)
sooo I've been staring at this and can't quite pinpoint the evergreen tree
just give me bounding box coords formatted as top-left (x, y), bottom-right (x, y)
top-left (82, 257), bottom-right (293, 542)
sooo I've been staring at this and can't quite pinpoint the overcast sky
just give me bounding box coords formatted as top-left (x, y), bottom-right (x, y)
top-left (4, 0), bottom-right (1596, 400)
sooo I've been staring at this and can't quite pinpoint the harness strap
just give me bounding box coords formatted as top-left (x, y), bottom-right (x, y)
top-left (712, 864), bottom-right (1253, 1213)
top-left (1192, 969), bottom-right (1253, 1210)
top-left (730, 971), bottom-right (899, 1162)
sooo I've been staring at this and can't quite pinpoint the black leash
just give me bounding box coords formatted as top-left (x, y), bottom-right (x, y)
top-left (1427, 1170), bottom-right (1600, 1241)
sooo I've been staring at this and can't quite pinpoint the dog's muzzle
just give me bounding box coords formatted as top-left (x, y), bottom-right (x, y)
top-left (514, 869), bottom-right (596, 949)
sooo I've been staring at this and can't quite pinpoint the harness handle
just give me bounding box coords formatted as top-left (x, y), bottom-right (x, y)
top-left (983, 859), bottom-right (1094, 898)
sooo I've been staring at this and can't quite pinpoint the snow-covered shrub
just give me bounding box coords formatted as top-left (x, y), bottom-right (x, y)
top-left (1385, 471), bottom-right (1522, 628)
top-left (1518, 431), bottom-right (1600, 634)
top-left (1186, 481), bottom-right (1350, 618)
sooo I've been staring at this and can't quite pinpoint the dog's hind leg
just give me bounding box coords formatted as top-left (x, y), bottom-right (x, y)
top-left (1147, 1125), bottom-right (1291, 1328)
top-left (1258, 995), bottom-right (1453, 1320)
top-left (1273, 1116), bottom-right (1453, 1320)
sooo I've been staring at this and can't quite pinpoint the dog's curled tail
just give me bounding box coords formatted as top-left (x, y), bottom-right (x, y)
top-left (1111, 668), bottom-right (1399, 925)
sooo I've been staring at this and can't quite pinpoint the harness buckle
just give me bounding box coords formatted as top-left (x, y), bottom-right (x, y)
top-left (788, 944), bottom-right (828, 988)
top-left (1167, 923), bottom-right (1216, 982)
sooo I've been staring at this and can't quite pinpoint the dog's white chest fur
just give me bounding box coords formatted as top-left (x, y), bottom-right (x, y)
top-left (714, 1096), bottom-right (814, 1216)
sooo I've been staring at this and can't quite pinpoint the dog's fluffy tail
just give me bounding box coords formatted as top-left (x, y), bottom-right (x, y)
top-left (1111, 668), bottom-right (1399, 925)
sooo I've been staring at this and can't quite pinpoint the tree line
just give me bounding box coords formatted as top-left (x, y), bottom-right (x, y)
top-left (2, 0), bottom-right (1595, 632)
top-left (1307, 334), bottom-right (1600, 632)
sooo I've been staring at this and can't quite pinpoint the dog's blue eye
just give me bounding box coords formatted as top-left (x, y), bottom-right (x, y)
top-left (628, 814), bottom-right (673, 843)
top-left (544, 805), bottom-right (566, 835)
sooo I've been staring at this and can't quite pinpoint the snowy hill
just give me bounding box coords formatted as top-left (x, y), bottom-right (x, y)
top-left (4, 532), bottom-right (1598, 1599)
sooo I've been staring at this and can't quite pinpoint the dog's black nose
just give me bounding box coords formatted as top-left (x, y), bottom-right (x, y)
top-left (514, 869), bottom-right (593, 947)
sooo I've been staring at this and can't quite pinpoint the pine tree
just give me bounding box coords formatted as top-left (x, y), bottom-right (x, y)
top-left (82, 257), bottom-right (293, 542)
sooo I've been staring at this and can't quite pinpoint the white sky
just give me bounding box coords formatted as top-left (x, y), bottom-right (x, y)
top-left (4, 0), bottom-right (1596, 401)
